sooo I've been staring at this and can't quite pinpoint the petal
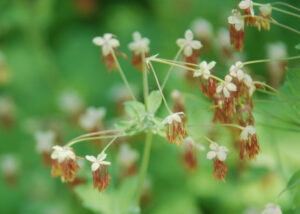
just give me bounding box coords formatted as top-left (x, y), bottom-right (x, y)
top-left (193, 71), bottom-right (202, 77)
top-left (133, 31), bottom-right (141, 41)
top-left (176, 39), bottom-right (186, 48)
top-left (185, 29), bottom-right (194, 40)
top-left (103, 33), bottom-right (113, 40)
top-left (91, 162), bottom-right (100, 171)
top-left (184, 46), bottom-right (193, 57)
top-left (223, 87), bottom-right (230, 98)
top-left (109, 39), bottom-right (120, 47)
top-left (209, 143), bottom-right (217, 151)
top-left (97, 152), bottom-right (107, 162)
top-left (85, 155), bottom-right (97, 162)
top-left (93, 37), bottom-right (104, 46)
top-left (206, 151), bottom-right (216, 160)
top-left (216, 85), bottom-right (223, 94)
top-left (217, 152), bottom-right (227, 161)
top-left (226, 83), bottom-right (237, 91)
top-left (101, 161), bottom-right (111, 165)
top-left (208, 61), bottom-right (216, 69)
top-left (191, 41), bottom-right (202, 49)
top-left (102, 45), bottom-right (111, 56)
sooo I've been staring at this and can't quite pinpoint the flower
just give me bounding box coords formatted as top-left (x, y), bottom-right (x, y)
top-left (93, 33), bottom-right (120, 56)
top-left (241, 125), bottom-right (256, 140)
top-left (86, 152), bottom-right (111, 192)
top-left (228, 10), bottom-right (244, 31)
top-left (35, 130), bottom-right (56, 153)
top-left (183, 137), bottom-right (205, 151)
top-left (216, 75), bottom-right (237, 98)
top-left (243, 74), bottom-right (256, 96)
top-left (259, 4), bottom-right (272, 17)
top-left (128, 32), bottom-right (150, 55)
top-left (176, 30), bottom-right (202, 57)
top-left (228, 10), bottom-right (245, 51)
top-left (86, 152), bottom-right (111, 171)
top-left (58, 91), bottom-right (83, 115)
top-left (50, 146), bottom-right (79, 182)
top-left (163, 112), bottom-right (187, 146)
top-left (193, 61), bottom-right (216, 79)
top-left (79, 107), bottom-right (106, 131)
top-left (262, 203), bottom-right (282, 214)
top-left (191, 18), bottom-right (213, 43)
top-left (239, 0), bottom-right (253, 11)
top-left (230, 61), bottom-right (245, 81)
top-left (239, 0), bottom-right (256, 26)
top-left (240, 125), bottom-right (259, 159)
top-left (206, 142), bottom-right (229, 161)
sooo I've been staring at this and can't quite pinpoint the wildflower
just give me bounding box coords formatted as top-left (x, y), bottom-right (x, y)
top-left (176, 29), bottom-right (202, 64)
top-left (35, 130), bottom-right (56, 166)
top-left (163, 112), bottom-right (187, 146)
top-left (171, 90), bottom-right (186, 121)
top-left (182, 137), bottom-right (205, 171)
top-left (191, 18), bottom-right (213, 47)
top-left (0, 96), bottom-right (15, 128)
top-left (0, 154), bottom-right (19, 186)
top-left (206, 142), bottom-right (229, 181)
top-left (266, 42), bottom-right (287, 88)
top-left (193, 61), bottom-right (215, 79)
top-left (257, 4), bottom-right (272, 31)
top-left (128, 32), bottom-right (150, 71)
top-left (228, 9), bottom-right (245, 51)
top-left (243, 74), bottom-right (256, 96)
top-left (58, 91), bottom-right (83, 117)
top-left (216, 75), bottom-right (237, 98)
top-left (229, 61), bottom-right (245, 81)
top-left (86, 152), bottom-right (111, 192)
top-left (51, 146), bottom-right (80, 182)
top-left (239, 0), bottom-right (255, 26)
top-left (93, 33), bottom-right (120, 71)
top-left (217, 28), bottom-right (233, 59)
top-left (240, 126), bottom-right (259, 159)
top-left (79, 107), bottom-right (106, 131)
top-left (262, 203), bottom-right (282, 214)
top-left (117, 144), bottom-right (139, 177)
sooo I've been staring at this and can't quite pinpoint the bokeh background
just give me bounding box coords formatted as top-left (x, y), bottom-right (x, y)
top-left (1, 0), bottom-right (300, 213)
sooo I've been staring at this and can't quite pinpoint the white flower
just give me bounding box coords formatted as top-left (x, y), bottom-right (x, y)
top-left (218, 28), bottom-right (230, 46)
top-left (79, 107), bottom-right (106, 131)
top-left (262, 203), bottom-right (282, 214)
top-left (162, 112), bottom-right (184, 124)
top-left (267, 42), bottom-right (287, 60)
top-left (230, 61), bottom-right (245, 81)
top-left (93, 33), bottom-right (120, 56)
top-left (86, 152), bottom-right (111, 171)
top-left (0, 154), bottom-right (19, 175)
top-left (259, 4), bottom-right (272, 17)
top-left (216, 75), bottom-right (237, 98)
top-left (117, 144), bottom-right (139, 168)
top-left (176, 30), bottom-right (202, 57)
top-left (183, 137), bottom-right (205, 151)
top-left (241, 126), bottom-right (256, 140)
top-left (51, 146), bottom-right (76, 163)
top-left (206, 142), bottom-right (229, 161)
top-left (191, 18), bottom-right (213, 39)
top-left (228, 10), bottom-right (244, 31)
top-left (243, 74), bottom-right (256, 95)
top-left (128, 32), bottom-right (150, 55)
top-left (58, 91), bottom-right (83, 114)
top-left (171, 90), bottom-right (181, 100)
top-left (193, 61), bottom-right (216, 79)
top-left (239, 0), bottom-right (253, 10)
top-left (35, 130), bottom-right (56, 153)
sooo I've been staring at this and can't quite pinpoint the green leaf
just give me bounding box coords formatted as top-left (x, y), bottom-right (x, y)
top-left (279, 170), bottom-right (300, 196)
top-left (147, 90), bottom-right (162, 113)
top-left (124, 101), bottom-right (145, 119)
top-left (295, 43), bottom-right (300, 50)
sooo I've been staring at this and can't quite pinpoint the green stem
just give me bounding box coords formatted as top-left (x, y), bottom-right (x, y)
top-left (271, 2), bottom-right (300, 12)
top-left (270, 18), bottom-right (300, 34)
top-left (253, 2), bottom-right (300, 19)
top-left (142, 53), bottom-right (149, 109)
top-left (111, 50), bottom-right (137, 101)
top-left (135, 131), bottom-right (153, 206)
top-left (243, 55), bottom-right (300, 66)
top-left (161, 47), bottom-right (183, 89)
top-left (66, 134), bottom-right (125, 147)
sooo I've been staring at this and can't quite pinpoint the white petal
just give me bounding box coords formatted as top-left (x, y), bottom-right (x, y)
top-left (93, 37), bottom-right (104, 46)
top-left (193, 71), bottom-right (202, 77)
top-left (226, 83), bottom-right (237, 91)
top-left (223, 87), bottom-right (230, 98)
top-left (109, 39), bottom-right (120, 47)
top-left (102, 45), bottom-right (111, 56)
top-left (97, 152), bottom-right (107, 162)
top-left (208, 61), bottom-right (216, 69)
top-left (103, 33), bottom-right (113, 40)
top-left (133, 31), bottom-right (141, 41)
top-left (176, 39), bottom-right (186, 48)
top-left (217, 151), bottom-right (227, 161)
top-left (85, 155), bottom-right (97, 162)
top-left (216, 85), bottom-right (223, 94)
top-left (191, 41), bottom-right (202, 49)
top-left (185, 30), bottom-right (193, 40)
top-left (209, 143), bottom-right (217, 151)
top-left (184, 46), bottom-right (193, 57)
top-left (101, 161), bottom-right (111, 165)
top-left (91, 162), bottom-right (100, 171)
top-left (207, 151), bottom-right (216, 160)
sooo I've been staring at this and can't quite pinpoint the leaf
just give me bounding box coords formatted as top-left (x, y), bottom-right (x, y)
top-left (295, 43), bottom-right (300, 50)
top-left (279, 170), bottom-right (300, 196)
top-left (147, 90), bottom-right (162, 113)
top-left (124, 101), bottom-right (145, 119)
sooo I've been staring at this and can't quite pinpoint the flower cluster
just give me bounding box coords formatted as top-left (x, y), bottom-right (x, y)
top-left (163, 112), bottom-right (187, 146)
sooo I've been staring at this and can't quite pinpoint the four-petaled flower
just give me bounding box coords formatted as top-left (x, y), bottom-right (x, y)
top-left (238, 0), bottom-right (253, 11)
top-left (193, 61), bottom-right (216, 79)
top-left (93, 33), bottom-right (120, 56)
top-left (79, 107), bottom-right (106, 131)
top-left (241, 125), bottom-right (256, 140)
top-left (35, 130), bottom-right (56, 154)
top-left (86, 152), bottom-right (111, 171)
top-left (162, 112), bottom-right (184, 125)
top-left (228, 10), bottom-right (244, 31)
top-left (128, 32), bottom-right (150, 55)
top-left (206, 142), bottom-right (229, 161)
top-left (163, 112), bottom-right (187, 146)
top-left (216, 75), bottom-right (237, 98)
top-left (229, 61), bottom-right (245, 81)
top-left (176, 30), bottom-right (202, 57)
top-left (51, 146), bottom-right (76, 163)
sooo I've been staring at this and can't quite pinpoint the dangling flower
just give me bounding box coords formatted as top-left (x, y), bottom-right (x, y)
top-left (229, 61), bottom-right (245, 81)
top-left (194, 61), bottom-right (217, 98)
top-left (217, 28), bottom-right (233, 59)
top-left (257, 4), bottom-right (272, 31)
top-left (35, 130), bottom-right (56, 166)
top-left (228, 9), bottom-right (245, 51)
top-left (79, 107), bottom-right (106, 132)
top-left (51, 146), bottom-right (80, 182)
top-left (238, 0), bottom-right (255, 26)
top-left (243, 74), bottom-right (256, 97)
top-left (163, 112), bottom-right (187, 146)
top-left (262, 203), bottom-right (282, 214)
top-left (191, 18), bottom-right (213, 48)
top-left (0, 154), bottom-right (19, 186)
top-left (171, 90), bottom-right (187, 122)
top-left (93, 33), bottom-right (120, 71)
top-left (86, 152), bottom-right (111, 192)
top-left (206, 142), bottom-right (229, 181)
top-left (182, 137), bottom-right (205, 171)
top-left (176, 29), bottom-right (202, 65)
top-left (240, 126), bottom-right (259, 159)
top-left (217, 75), bottom-right (237, 98)
top-left (128, 32), bottom-right (150, 71)
top-left (117, 144), bottom-right (139, 177)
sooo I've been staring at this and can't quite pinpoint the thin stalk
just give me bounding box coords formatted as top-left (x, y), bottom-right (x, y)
top-left (142, 52), bottom-right (149, 109)
top-left (150, 58), bottom-right (225, 83)
top-left (242, 55), bottom-right (300, 66)
top-left (135, 131), bottom-right (153, 206)
top-left (66, 134), bottom-right (125, 147)
top-left (253, 81), bottom-right (292, 102)
top-left (111, 50), bottom-right (137, 101)
top-left (102, 136), bottom-right (119, 153)
top-left (148, 62), bottom-right (173, 114)
top-left (188, 123), bottom-right (244, 130)
top-left (161, 47), bottom-right (183, 89)
top-left (253, 2), bottom-right (300, 18)
top-left (272, 2), bottom-right (300, 12)
top-left (270, 18), bottom-right (300, 34)
top-left (73, 129), bottom-right (121, 141)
